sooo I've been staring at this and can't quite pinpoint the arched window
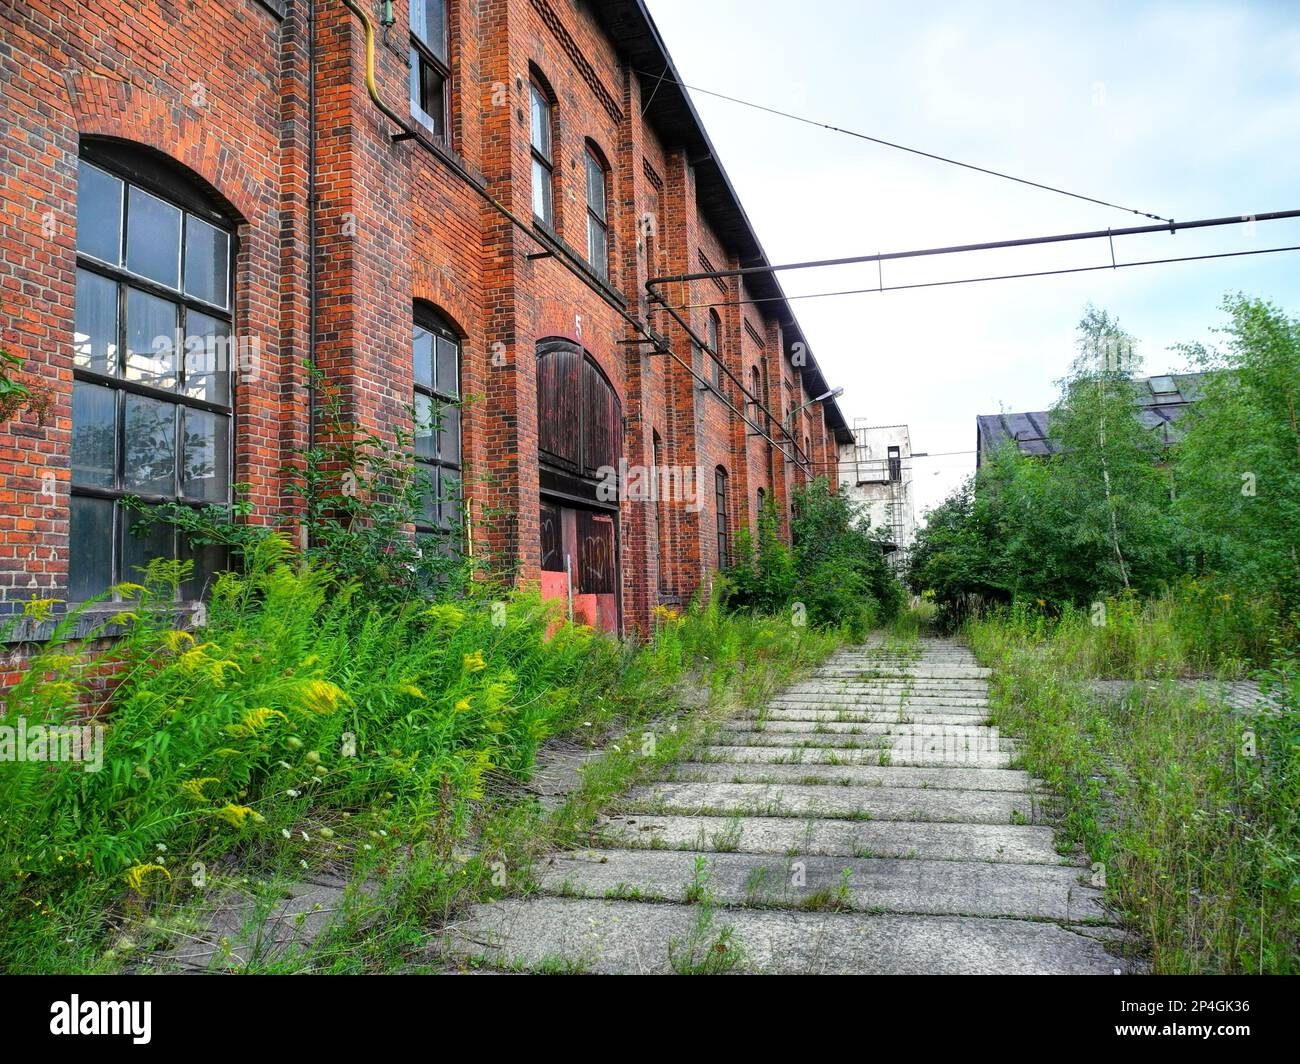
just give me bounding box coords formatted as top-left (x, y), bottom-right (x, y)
top-left (410, 0), bottom-right (449, 139)
top-left (749, 366), bottom-right (762, 419)
top-left (413, 305), bottom-right (462, 534)
top-left (756, 486), bottom-right (766, 514)
top-left (707, 310), bottom-right (724, 389)
top-left (585, 144), bottom-right (610, 282)
top-left (70, 144), bottom-right (236, 601)
top-left (715, 466), bottom-right (730, 570)
top-left (530, 75), bottom-right (555, 227)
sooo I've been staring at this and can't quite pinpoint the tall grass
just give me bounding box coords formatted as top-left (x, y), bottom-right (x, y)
top-left (969, 601), bottom-right (1298, 973)
top-left (0, 537), bottom-right (840, 973)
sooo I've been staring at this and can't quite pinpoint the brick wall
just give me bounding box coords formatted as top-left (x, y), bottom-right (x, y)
top-left (0, 0), bottom-right (849, 639)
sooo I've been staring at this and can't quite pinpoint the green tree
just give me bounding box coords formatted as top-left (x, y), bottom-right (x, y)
top-left (1173, 295), bottom-right (1300, 618)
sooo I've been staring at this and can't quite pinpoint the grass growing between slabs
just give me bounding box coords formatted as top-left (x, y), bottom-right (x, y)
top-left (0, 535), bottom-right (840, 974)
top-left (967, 600), bottom-right (1298, 974)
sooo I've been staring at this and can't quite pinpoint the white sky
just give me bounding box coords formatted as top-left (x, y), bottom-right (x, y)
top-left (646, 0), bottom-right (1300, 520)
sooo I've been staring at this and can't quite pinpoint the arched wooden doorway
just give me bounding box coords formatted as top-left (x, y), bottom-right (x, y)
top-left (536, 339), bottom-right (623, 633)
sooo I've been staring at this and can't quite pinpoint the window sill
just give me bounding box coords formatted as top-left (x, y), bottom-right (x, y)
top-left (529, 223), bottom-right (627, 307)
top-left (2, 602), bottom-right (208, 645)
top-left (403, 123), bottom-right (486, 190)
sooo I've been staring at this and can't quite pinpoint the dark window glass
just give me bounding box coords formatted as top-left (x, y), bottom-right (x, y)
top-left (414, 323), bottom-right (435, 390)
top-left (409, 0), bottom-right (449, 138)
top-left (123, 395), bottom-right (177, 495)
top-left (410, 49), bottom-right (448, 138)
top-left (71, 381), bottom-right (116, 487)
top-left (74, 269), bottom-right (118, 374)
top-left (76, 161), bottom-right (122, 264)
top-left (410, 0), bottom-right (447, 60)
top-left (414, 309), bottom-right (462, 534)
top-left (436, 333), bottom-right (459, 397)
top-left (184, 216), bottom-right (230, 307)
top-left (182, 408), bottom-right (230, 501)
top-left (715, 467), bottom-right (730, 570)
top-left (183, 311), bottom-right (231, 404)
top-left (69, 496), bottom-right (114, 602)
top-left (125, 287), bottom-right (178, 390)
top-left (125, 186), bottom-right (181, 287)
top-left (71, 155), bottom-right (234, 600)
top-left (530, 83), bottom-right (554, 226)
top-left (586, 150), bottom-right (609, 280)
top-left (122, 504), bottom-right (177, 586)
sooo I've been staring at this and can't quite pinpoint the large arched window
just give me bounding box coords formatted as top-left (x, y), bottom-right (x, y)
top-left (715, 466), bottom-right (731, 570)
top-left (70, 144), bottom-right (235, 601)
top-left (413, 305), bottom-right (462, 535)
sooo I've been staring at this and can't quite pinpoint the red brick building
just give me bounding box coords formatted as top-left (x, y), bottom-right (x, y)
top-left (0, 0), bottom-right (850, 639)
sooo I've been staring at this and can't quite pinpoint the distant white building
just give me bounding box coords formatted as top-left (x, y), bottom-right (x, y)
top-left (838, 422), bottom-right (917, 570)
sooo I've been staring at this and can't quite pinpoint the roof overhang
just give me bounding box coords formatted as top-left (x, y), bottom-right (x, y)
top-left (588, 0), bottom-right (853, 445)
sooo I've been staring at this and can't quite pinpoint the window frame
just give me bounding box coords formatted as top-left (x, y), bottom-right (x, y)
top-left (413, 305), bottom-right (463, 537)
top-left (715, 466), bottom-right (731, 571)
top-left (585, 145), bottom-right (610, 281)
top-left (409, 0), bottom-right (451, 140)
top-left (70, 153), bottom-right (237, 603)
top-left (707, 310), bottom-right (724, 390)
top-left (530, 80), bottom-right (555, 228)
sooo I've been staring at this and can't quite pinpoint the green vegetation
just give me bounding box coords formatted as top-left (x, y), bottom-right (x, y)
top-left (909, 297), bottom-right (1299, 651)
top-left (905, 293), bottom-right (1299, 973)
top-left (0, 346), bottom-right (50, 425)
top-left (727, 478), bottom-right (905, 637)
top-left (970, 603), bottom-right (1298, 973)
top-left (0, 539), bottom-right (838, 973)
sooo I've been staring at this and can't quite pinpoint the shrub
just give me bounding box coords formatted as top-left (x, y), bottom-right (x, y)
top-left (727, 478), bottom-right (903, 638)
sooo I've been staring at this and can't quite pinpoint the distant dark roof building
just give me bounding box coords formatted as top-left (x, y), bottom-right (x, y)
top-left (976, 373), bottom-right (1209, 466)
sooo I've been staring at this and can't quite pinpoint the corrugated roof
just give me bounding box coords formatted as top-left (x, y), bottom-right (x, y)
top-left (586, 0), bottom-right (853, 445)
top-left (976, 373), bottom-right (1209, 464)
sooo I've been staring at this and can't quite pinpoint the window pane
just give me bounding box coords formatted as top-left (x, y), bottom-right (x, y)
top-left (437, 403), bottom-right (461, 465)
top-left (440, 467), bottom-right (463, 531)
top-left (586, 155), bottom-right (606, 220)
top-left (416, 462), bottom-right (439, 526)
top-left (435, 334), bottom-right (459, 397)
top-left (410, 0), bottom-right (447, 60)
top-left (77, 161), bottom-right (122, 264)
top-left (74, 269), bottom-right (118, 374)
top-left (182, 535), bottom-right (228, 601)
top-left (123, 394), bottom-right (177, 495)
top-left (182, 310), bottom-right (231, 404)
top-left (126, 186), bottom-right (181, 288)
top-left (530, 86), bottom-right (551, 157)
top-left (184, 216), bottom-right (229, 307)
top-left (126, 287), bottom-right (178, 390)
top-left (71, 381), bottom-right (116, 488)
top-left (414, 394), bottom-right (435, 459)
top-left (588, 219), bottom-right (608, 279)
top-left (122, 505), bottom-right (176, 588)
top-left (414, 322), bottom-right (434, 389)
top-left (532, 158), bottom-right (552, 224)
top-left (410, 54), bottom-right (446, 138)
top-left (69, 496), bottom-right (115, 601)
top-left (182, 408), bottom-right (230, 501)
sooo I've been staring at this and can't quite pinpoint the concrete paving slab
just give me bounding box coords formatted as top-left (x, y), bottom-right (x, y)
top-left (597, 813), bottom-right (1067, 863)
top-left (437, 897), bottom-right (1126, 974)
